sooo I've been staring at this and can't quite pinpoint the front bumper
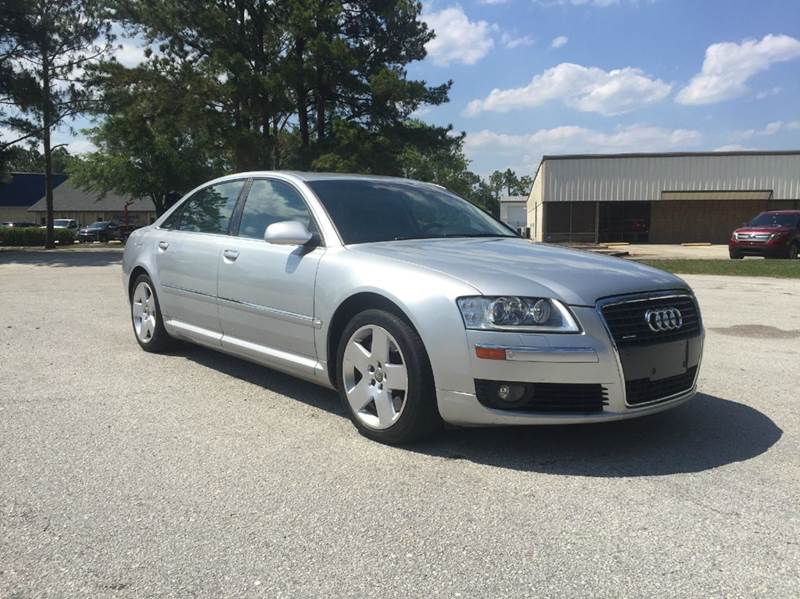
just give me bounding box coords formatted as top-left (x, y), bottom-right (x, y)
top-left (729, 241), bottom-right (787, 257)
top-left (435, 303), bottom-right (703, 426)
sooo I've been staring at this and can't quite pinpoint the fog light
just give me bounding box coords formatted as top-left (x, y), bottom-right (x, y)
top-left (497, 383), bottom-right (526, 404)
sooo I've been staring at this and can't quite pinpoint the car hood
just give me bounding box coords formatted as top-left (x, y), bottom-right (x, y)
top-left (350, 237), bottom-right (687, 306)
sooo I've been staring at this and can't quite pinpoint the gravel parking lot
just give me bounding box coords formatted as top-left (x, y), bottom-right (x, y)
top-left (1, 249), bottom-right (798, 598)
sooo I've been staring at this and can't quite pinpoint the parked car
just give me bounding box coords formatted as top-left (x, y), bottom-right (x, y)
top-left (78, 221), bottom-right (122, 243)
top-left (123, 172), bottom-right (704, 444)
top-left (44, 218), bottom-right (79, 232)
top-left (729, 210), bottom-right (800, 259)
top-left (1, 221), bottom-right (39, 228)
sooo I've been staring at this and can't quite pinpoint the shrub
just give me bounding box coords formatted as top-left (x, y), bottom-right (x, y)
top-left (0, 226), bottom-right (75, 246)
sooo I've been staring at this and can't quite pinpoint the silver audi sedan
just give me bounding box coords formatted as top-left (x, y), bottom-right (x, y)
top-left (122, 172), bottom-right (704, 444)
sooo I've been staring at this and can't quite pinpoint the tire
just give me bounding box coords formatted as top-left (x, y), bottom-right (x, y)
top-left (336, 309), bottom-right (441, 444)
top-left (787, 242), bottom-right (799, 260)
top-left (130, 274), bottom-right (174, 352)
top-left (729, 251), bottom-right (743, 260)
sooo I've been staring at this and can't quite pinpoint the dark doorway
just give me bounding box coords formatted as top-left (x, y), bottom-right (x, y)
top-left (599, 201), bottom-right (651, 243)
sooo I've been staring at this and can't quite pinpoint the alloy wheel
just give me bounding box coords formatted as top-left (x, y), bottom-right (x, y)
top-left (341, 325), bottom-right (409, 430)
top-left (132, 281), bottom-right (157, 343)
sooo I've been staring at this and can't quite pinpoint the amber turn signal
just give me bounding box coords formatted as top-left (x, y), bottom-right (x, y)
top-left (475, 346), bottom-right (507, 360)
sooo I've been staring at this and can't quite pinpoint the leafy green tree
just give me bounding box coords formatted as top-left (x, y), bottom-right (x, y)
top-left (0, 0), bottom-right (112, 247)
top-left (70, 61), bottom-right (226, 216)
top-left (1, 144), bottom-right (70, 176)
top-left (112, 0), bottom-right (450, 172)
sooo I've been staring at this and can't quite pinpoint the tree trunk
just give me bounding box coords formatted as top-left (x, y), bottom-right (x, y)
top-left (294, 38), bottom-right (310, 169)
top-left (272, 116), bottom-right (280, 169)
top-left (42, 124), bottom-right (54, 249)
top-left (315, 91), bottom-right (325, 141)
top-left (40, 39), bottom-right (54, 249)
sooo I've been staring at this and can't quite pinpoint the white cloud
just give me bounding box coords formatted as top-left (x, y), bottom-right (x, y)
top-left (478, 0), bottom-right (511, 4)
top-left (464, 62), bottom-right (671, 116)
top-left (423, 5), bottom-right (495, 66)
top-left (65, 138), bottom-right (97, 155)
top-left (676, 34), bottom-right (800, 105)
top-left (501, 32), bottom-right (535, 49)
top-left (550, 35), bottom-right (569, 49)
top-left (755, 86), bottom-right (782, 100)
top-left (713, 144), bottom-right (752, 152)
top-left (464, 124), bottom-right (702, 173)
top-left (113, 41), bottom-right (149, 68)
top-left (533, 0), bottom-right (627, 6)
top-left (732, 120), bottom-right (800, 140)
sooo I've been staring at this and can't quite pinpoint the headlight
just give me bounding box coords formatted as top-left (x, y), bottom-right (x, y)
top-left (457, 296), bottom-right (580, 333)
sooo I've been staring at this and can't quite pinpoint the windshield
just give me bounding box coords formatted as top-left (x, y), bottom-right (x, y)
top-left (748, 212), bottom-right (800, 228)
top-left (308, 180), bottom-right (516, 244)
top-left (88, 222), bottom-right (108, 229)
top-left (747, 213), bottom-right (799, 228)
top-left (54, 219), bottom-right (72, 226)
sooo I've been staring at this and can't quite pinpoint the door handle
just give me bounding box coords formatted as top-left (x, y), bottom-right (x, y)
top-left (158, 241), bottom-right (169, 251)
top-left (223, 249), bottom-right (240, 261)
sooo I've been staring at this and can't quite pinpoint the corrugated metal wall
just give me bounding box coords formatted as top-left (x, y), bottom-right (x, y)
top-left (542, 153), bottom-right (800, 202)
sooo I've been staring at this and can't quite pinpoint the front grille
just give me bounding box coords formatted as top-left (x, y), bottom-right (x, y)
top-left (475, 380), bottom-right (608, 413)
top-left (625, 367), bottom-right (697, 405)
top-left (736, 232), bottom-right (770, 241)
top-left (601, 294), bottom-right (701, 347)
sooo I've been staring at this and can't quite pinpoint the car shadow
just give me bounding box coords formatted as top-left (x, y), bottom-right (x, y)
top-left (181, 345), bottom-right (782, 477)
top-left (0, 248), bottom-right (123, 267)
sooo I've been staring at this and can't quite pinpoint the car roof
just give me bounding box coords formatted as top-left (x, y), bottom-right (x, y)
top-left (761, 210), bottom-right (800, 215)
top-left (209, 170), bottom-right (445, 189)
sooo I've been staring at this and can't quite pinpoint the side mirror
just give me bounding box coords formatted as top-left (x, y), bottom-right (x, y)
top-left (264, 220), bottom-right (314, 246)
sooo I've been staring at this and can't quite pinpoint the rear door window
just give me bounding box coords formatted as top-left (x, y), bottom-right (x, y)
top-left (162, 180), bottom-right (245, 234)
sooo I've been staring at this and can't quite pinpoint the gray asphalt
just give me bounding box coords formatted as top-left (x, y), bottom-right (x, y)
top-left (1, 249), bottom-right (798, 598)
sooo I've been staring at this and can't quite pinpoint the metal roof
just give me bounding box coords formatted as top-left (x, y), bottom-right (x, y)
top-left (534, 151), bottom-right (800, 202)
top-left (27, 180), bottom-right (155, 212)
top-left (0, 172), bottom-right (68, 207)
top-left (541, 149), bottom-right (800, 160)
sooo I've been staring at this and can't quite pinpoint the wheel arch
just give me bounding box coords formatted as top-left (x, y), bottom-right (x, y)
top-left (326, 291), bottom-right (421, 387)
top-left (128, 265), bottom-right (151, 300)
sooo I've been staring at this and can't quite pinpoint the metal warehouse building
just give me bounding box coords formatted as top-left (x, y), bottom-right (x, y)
top-left (527, 150), bottom-right (800, 244)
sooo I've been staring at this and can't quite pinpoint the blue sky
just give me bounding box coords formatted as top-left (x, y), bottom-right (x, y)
top-left (411, 0), bottom-right (800, 175)
top-left (51, 0), bottom-right (800, 177)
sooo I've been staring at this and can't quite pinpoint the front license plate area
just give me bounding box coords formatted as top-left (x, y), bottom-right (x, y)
top-left (618, 338), bottom-right (698, 382)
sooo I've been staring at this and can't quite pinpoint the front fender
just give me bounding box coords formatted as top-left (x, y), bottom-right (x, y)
top-left (315, 247), bottom-right (480, 394)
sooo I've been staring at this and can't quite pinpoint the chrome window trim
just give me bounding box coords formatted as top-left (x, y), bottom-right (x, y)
top-left (594, 290), bottom-right (703, 409)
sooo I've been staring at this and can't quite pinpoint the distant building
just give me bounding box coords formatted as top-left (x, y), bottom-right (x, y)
top-left (27, 180), bottom-right (157, 226)
top-left (527, 150), bottom-right (800, 244)
top-left (0, 172), bottom-right (68, 223)
top-left (499, 195), bottom-right (527, 235)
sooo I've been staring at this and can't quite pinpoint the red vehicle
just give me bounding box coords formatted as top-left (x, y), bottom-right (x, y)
top-left (729, 210), bottom-right (800, 259)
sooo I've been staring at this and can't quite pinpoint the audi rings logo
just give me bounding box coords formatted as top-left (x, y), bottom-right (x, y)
top-left (644, 307), bottom-right (683, 332)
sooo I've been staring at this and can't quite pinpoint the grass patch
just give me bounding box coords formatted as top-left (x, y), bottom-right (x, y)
top-left (638, 259), bottom-right (800, 279)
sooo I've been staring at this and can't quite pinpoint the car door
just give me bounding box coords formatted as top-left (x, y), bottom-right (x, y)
top-left (155, 179), bottom-right (246, 343)
top-left (218, 178), bottom-right (324, 370)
